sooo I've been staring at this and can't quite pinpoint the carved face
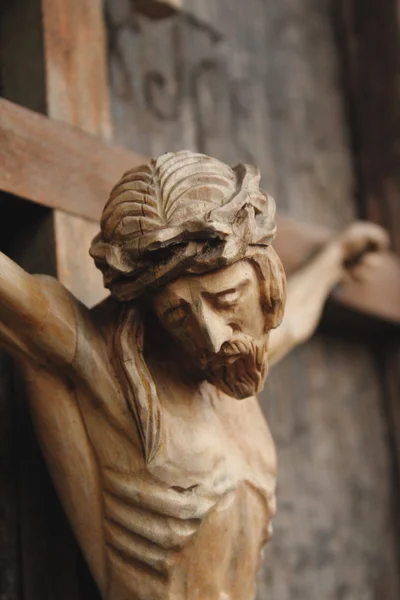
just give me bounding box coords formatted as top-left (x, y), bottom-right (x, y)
top-left (152, 261), bottom-right (270, 399)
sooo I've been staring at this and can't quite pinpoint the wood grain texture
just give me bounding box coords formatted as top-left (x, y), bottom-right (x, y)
top-left (39, 0), bottom-right (117, 308)
top-left (0, 98), bottom-right (145, 223)
top-left (41, 0), bottom-right (112, 139)
top-left (1, 97), bottom-right (400, 320)
top-left (105, 1), bottom-right (400, 597)
top-left (53, 213), bottom-right (107, 307)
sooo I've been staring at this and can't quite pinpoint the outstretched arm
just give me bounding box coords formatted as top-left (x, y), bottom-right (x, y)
top-left (269, 222), bottom-right (389, 367)
top-left (0, 251), bottom-right (77, 365)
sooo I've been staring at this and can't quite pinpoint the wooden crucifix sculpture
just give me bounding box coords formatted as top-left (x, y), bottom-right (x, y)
top-left (0, 150), bottom-right (388, 600)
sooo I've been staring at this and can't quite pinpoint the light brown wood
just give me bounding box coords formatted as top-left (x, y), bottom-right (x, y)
top-left (39, 0), bottom-right (116, 306)
top-left (53, 213), bottom-right (108, 308)
top-left (0, 151), bottom-right (392, 599)
top-left (42, 0), bottom-right (112, 139)
top-left (0, 98), bottom-right (145, 223)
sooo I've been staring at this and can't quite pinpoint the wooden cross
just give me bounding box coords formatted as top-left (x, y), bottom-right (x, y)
top-left (0, 0), bottom-right (399, 598)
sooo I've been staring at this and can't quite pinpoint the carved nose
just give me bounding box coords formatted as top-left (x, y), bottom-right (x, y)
top-left (199, 305), bottom-right (232, 355)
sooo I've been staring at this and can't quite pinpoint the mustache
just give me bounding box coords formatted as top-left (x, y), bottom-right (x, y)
top-left (203, 335), bottom-right (266, 369)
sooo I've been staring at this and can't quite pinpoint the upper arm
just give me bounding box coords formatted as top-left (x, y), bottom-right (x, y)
top-left (268, 240), bottom-right (344, 367)
top-left (0, 251), bottom-right (77, 365)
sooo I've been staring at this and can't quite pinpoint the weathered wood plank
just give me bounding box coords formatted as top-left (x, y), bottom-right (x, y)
top-left (105, 1), bottom-right (400, 598)
top-left (0, 98), bottom-right (145, 223)
top-left (39, 0), bottom-right (118, 307)
top-left (41, 0), bottom-right (112, 139)
top-left (53, 212), bottom-right (107, 307)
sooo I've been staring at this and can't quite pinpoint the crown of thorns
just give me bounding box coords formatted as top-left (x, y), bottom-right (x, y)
top-left (90, 150), bottom-right (277, 301)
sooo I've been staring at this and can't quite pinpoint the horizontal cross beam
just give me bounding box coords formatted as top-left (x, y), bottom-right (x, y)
top-left (1, 97), bottom-right (399, 325)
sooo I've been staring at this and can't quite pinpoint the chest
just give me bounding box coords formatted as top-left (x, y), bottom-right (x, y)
top-left (80, 382), bottom-right (274, 512)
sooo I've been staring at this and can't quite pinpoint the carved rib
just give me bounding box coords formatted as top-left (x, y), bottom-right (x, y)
top-left (104, 492), bottom-right (198, 550)
top-left (103, 469), bottom-right (217, 520)
top-left (105, 520), bottom-right (176, 575)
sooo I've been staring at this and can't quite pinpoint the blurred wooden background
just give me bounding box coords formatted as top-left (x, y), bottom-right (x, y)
top-left (0, 0), bottom-right (399, 598)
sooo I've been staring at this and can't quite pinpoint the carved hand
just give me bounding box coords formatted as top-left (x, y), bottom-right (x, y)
top-left (335, 220), bottom-right (390, 271)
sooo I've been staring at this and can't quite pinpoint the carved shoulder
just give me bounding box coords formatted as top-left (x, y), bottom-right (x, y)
top-left (0, 253), bottom-right (106, 372)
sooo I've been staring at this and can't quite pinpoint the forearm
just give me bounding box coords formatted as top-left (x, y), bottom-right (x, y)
top-left (269, 241), bottom-right (343, 366)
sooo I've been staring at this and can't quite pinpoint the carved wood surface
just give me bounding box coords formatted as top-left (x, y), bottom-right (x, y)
top-left (105, 1), bottom-right (400, 598)
top-left (0, 150), bottom-right (391, 600)
top-left (0, 1), bottom-right (399, 599)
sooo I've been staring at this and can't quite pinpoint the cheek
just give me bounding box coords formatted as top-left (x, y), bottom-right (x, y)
top-left (235, 297), bottom-right (265, 336)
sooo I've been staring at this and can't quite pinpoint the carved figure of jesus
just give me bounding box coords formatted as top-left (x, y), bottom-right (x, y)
top-left (0, 151), bottom-right (388, 599)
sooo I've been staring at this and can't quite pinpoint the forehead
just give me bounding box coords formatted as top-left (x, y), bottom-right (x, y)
top-left (157, 260), bottom-right (258, 303)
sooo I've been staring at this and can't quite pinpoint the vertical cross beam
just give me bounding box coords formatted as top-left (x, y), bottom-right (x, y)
top-left (1, 0), bottom-right (112, 597)
top-left (1, 0), bottom-right (110, 307)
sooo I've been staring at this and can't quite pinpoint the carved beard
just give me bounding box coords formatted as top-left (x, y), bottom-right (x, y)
top-left (202, 336), bottom-right (269, 400)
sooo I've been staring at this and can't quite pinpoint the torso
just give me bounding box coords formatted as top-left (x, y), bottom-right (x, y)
top-left (23, 297), bottom-right (277, 600)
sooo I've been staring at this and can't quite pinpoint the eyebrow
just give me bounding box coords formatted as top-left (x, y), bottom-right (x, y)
top-left (208, 278), bottom-right (250, 298)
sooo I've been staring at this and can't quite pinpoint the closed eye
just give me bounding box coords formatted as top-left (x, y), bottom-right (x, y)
top-left (214, 289), bottom-right (241, 307)
top-left (161, 303), bottom-right (189, 326)
top-left (206, 278), bottom-right (250, 308)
